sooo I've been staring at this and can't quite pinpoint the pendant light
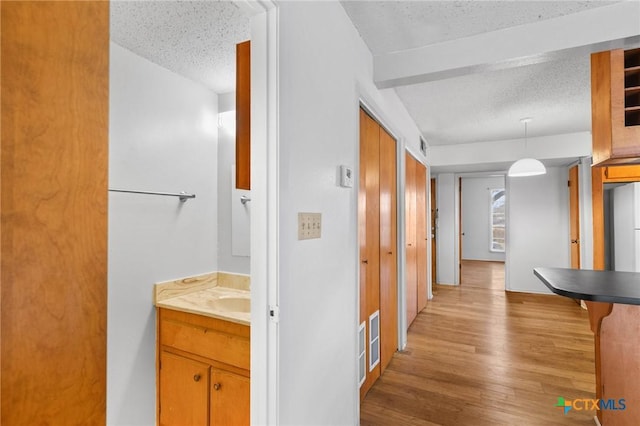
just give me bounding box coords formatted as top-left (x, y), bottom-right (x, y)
top-left (508, 118), bottom-right (546, 177)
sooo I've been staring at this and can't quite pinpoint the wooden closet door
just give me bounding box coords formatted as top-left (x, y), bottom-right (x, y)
top-left (1, 2), bottom-right (109, 423)
top-left (359, 109), bottom-right (381, 398)
top-left (405, 153), bottom-right (418, 327)
top-left (379, 128), bottom-right (397, 373)
top-left (416, 163), bottom-right (428, 312)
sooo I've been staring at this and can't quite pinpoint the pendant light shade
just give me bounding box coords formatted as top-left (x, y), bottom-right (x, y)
top-left (508, 117), bottom-right (546, 177)
top-left (508, 158), bottom-right (546, 177)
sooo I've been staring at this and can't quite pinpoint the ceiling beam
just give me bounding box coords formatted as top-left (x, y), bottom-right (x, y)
top-left (374, 1), bottom-right (640, 89)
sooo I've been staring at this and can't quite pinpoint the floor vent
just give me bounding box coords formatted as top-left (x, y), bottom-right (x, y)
top-left (358, 321), bottom-right (366, 386)
top-left (369, 311), bottom-right (380, 371)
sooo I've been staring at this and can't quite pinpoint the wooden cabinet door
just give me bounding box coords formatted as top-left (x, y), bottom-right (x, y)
top-left (210, 369), bottom-right (250, 426)
top-left (159, 352), bottom-right (210, 426)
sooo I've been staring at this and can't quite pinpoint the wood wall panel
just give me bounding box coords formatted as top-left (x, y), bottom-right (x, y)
top-left (1, 2), bottom-right (108, 424)
top-left (379, 128), bottom-right (397, 374)
top-left (405, 153), bottom-right (418, 327)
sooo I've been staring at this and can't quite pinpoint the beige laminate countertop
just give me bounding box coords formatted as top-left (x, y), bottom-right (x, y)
top-left (154, 272), bottom-right (250, 326)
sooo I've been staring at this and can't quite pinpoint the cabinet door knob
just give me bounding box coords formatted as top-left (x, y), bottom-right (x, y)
top-left (213, 383), bottom-right (221, 391)
top-left (362, 259), bottom-right (368, 264)
top-left (193, 374), bottom-right (201, 382)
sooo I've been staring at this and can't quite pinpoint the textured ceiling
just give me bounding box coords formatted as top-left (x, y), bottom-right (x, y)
top-left (341, 0), bottom-right (624, 146)
top-left (341, 1), bottom-right (619, 55)
top-left (110, 1), bottom-right (250, 94)
top-left (396, 52), bottom-right (591, 145)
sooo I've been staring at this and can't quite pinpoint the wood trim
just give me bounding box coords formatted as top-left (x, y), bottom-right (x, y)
top-left (236, 40), bottom-right (251, 190)
top-left (603, 165), bottom-right (640, 182)
top-left (1, 2), bottom-right (109, 423)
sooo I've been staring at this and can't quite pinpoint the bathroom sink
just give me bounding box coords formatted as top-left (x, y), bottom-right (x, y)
top-left (207, 296), bottom-right (250, 313)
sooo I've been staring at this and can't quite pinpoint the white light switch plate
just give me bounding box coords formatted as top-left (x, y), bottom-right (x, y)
top-left (298, 212), bottom-right (321, 240)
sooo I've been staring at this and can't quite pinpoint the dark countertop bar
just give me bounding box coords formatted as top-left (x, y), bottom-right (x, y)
top-left (534, 267), bottom-right (640, 306)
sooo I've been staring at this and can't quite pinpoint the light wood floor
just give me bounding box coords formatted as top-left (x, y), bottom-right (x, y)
top-left (361, 260), bottom-right (596, 425)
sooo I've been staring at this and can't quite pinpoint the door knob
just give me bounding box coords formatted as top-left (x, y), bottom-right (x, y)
top-left (193, 374), bottom-right (201, 382)
top-left (213, 383), bottom-right (221, 391)
top-left (571, 239), bottom-right (580, 244)
top-left (362, 259), bottom-right (368, 264)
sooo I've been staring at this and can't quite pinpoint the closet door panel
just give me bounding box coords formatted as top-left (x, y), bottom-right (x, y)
top-left (359, 109), bottom-right (381, 398)
top-left (416, 162), bottom-right (428, 312)
top-left (379, 128), bottom-right (397, 373)
top-left (405, 153), bottom-right (418, 327)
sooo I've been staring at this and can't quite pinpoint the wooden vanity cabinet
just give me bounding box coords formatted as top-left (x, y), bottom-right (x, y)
top-left (591, 48), bottom-right (640, 166)
top-left (157, 308), bottom-right (250, 426)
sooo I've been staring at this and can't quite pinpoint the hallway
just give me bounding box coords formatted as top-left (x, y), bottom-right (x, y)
top-left (361, 261), bottom-right (596, 425)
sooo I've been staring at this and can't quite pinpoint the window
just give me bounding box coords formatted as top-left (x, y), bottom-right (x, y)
top-left (490, 188), bottom-right (505, 252)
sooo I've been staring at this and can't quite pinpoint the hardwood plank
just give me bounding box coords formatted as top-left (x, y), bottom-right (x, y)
top-left (361, 262), bottom-right (595, 425)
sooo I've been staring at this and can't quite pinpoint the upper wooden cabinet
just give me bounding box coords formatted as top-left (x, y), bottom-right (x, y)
top-left (236, 40), bottom-right (251, 189)
top-left (591, 48), bottom-right (640, 166)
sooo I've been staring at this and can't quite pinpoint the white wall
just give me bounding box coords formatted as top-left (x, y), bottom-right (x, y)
top-left (613, 182), bottom-right (639, 272)
top-left (217, 92), bottom-right (251, 274)
top-left (505, 166), bottom-right (570, 293)
top-left (276, 2), bottom-right (423, 424)
top-left (108, 42), bottom-right (218, 426)
top-left (461, 176), bottom-right (506, 261)
top-left (436, 173), bottom-right (457, 284)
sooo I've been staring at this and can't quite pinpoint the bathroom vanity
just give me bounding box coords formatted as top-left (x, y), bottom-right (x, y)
top-left (155, 273), bottom-right (250, 426)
